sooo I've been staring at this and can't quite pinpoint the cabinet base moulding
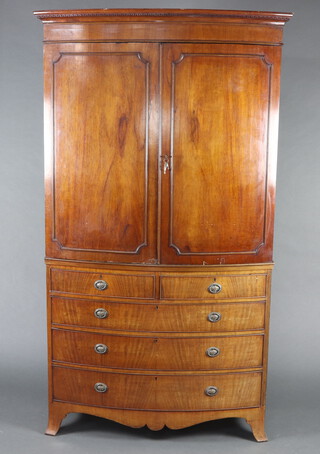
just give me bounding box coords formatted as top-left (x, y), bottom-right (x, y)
top-left (46, 402), bottom-right (267, 442)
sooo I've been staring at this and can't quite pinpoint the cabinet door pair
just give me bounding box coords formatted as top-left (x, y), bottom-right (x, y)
top-left (44, 42), bottom-right (280, 265)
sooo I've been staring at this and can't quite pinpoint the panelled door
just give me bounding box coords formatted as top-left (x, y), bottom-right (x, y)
top-left (160, 43), bottom-right (281, 265)
top-left (45, 42), bottom-right (280, 265)
top-left (44, 43), bottom-right (159, 263)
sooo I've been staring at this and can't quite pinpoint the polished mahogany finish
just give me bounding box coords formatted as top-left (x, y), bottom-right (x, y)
top-left (51, 297), bottom-right (266, 332)
top-left (50, 268), bottom-right (156, 299)
top-left (35, 8), bottom-right (292, 442)
top-left (43, 42), bottom-right (158, 263)
top-left (159, 273), bottom-right (267, 299)
top-left (52, 329), bottom-right (264, 370)
top-left (160, 43), bottom-right (280, 264)
top-left (52, 366), bottom-right (262, 411)
top-left (54, 50), bottom-right (151, 253)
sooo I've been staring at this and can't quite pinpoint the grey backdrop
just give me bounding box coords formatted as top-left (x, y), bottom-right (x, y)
top-left (1, 0), bottom-right (319, 453)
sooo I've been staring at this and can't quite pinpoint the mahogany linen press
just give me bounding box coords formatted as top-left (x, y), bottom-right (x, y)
top-left (34, 9), bottom-right (292, 441)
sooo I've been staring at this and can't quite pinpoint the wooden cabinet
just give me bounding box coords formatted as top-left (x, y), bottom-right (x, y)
top-left (35, 9), bottom-right (292, 441)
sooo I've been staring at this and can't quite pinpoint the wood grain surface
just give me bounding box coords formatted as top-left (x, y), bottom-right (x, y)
top-left (51, 297), bottom-right (266, 332)
top-left (52, 366), bottom-right (262, 411)
top-left (50, 268), bottom-right (156, 299)
top-left (160, 273), bottom-right (267, 299)
top-left (52, 329), bottom-right (263, 370)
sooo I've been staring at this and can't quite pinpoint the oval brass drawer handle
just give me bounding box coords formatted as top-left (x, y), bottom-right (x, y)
top-left (207, 312), bottom-right (221, 323)
top-left (94, 344), bottom-right (108, 354)
top-left (94, 279), bottom-right (108, 291)
top-left (206, 346), bottom-right (220, 358)
top-left (94, 382), bottom-right (108, 393)
top-left (208, 283), bottom-right (222, 294)
top-left (94, 308), bottom-right (109, 319)
top-left (205, 386), bottom-right (219, 397)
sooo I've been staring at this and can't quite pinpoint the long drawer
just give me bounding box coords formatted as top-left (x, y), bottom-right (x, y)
top-left (53, 366), bottom-right (262, 411)
top-left (50, 269), bottom-right (156, 299)
top-left (160, 274), bottom-right (267, 299)
top-left (52, 329), bottom-right (263, 370)
top-left (51, 297), bottom-right (265, 332)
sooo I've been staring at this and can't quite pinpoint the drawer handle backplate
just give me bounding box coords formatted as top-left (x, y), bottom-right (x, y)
top-left (94, 308), bottom-right (109, 319)
top-left (94, 279), bottom-right (108, 291)
top-left (208, 312), bottom-right (221, 323)
top-left (208, 283), bottom-right (222, 294)
top-left (205, 386), bottom-right (219, 397)
top-left (94, 343), bottom-right (108, 354)
top-left (94, 382), bottom-right (108, 393)
top-left (206, 346), bottom-right (220, 358)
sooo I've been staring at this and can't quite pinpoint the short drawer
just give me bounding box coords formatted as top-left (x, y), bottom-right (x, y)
top-left (53, 366), bottom-right (262, 411)
top-left (160, 274), bottom-right (267, 299)
top-left (52, 297), bottom-right (265, 332)
top-left (50, 268), bottom-right (155, 299)
top-left (52, 329), bottom-right (263, 370)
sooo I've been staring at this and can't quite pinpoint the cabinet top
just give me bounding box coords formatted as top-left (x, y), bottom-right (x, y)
top-left (34, 9), bottom-right (292, 45)
top-left (34, 8), bottom-right (292, 24)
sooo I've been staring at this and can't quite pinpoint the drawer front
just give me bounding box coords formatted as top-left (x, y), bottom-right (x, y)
top-left (52, 297), bottom-right (265, 332)
top-left (160, 274), bottom-right (267, 299)
top-left (53, 366), bottom-right (262, 411)
top-left (52, 330), bottom-right (263, 370)
top-left (50, 269), bottom-right (155, 299)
